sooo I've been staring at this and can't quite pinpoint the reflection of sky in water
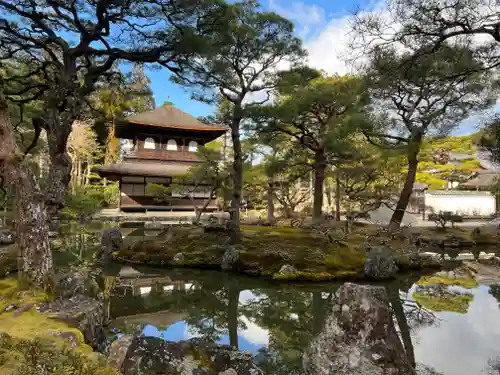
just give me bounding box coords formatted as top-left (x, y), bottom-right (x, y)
top-left (142, 318), bottom-right (268, 354)
top-left (141, 289), bottom-right (269, 355)
top-left (413, 285), bottom-right (500, 375)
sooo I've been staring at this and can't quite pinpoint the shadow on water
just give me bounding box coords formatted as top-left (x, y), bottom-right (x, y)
top-left (42, 222), bottom-right (500, 375)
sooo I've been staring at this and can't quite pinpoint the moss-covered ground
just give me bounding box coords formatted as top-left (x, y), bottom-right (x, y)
top-left (113, 224), bottom-right (445, 281)
top-left (0, 278), bottom-right (116, 375)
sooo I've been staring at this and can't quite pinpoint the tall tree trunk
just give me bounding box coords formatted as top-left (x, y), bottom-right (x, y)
top-left (227, 283), bottom-right (240, 349)
top-left (266, 178), bottom-right (275, 224)
top-left (389, 152), bottom-right (419, 229)
top-left (229, 107), bottom-right (243, 241)
top-left (312, 150), bottom-right (326, 223)
top-left (0, 88), bottom-right (55, 292)
top-left (46, 116), bottom-right (72, 219)
top-left (335, 169), bottom-right (341, 221)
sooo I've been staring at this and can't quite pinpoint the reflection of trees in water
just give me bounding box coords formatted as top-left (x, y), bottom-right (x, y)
top-left (413, 285), bottom-right (473, 314)
top-left (402, 297), bottom-right (438, 333)
top-left (386, 274), bottom-right (440, 371)
top-left (485, 357), bottom-right (500, 374)
top-left (109, 271), bottom-right (446, 375)
top-left (489, 284), bottom-right (500, 306)
top-left (240, 288), bottom-right (336, 375)
top-left (416, 364), bottom-right (444, 374)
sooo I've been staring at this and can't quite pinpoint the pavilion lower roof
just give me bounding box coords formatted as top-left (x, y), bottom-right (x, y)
top-left (94, 163), bottom-right (193, 180)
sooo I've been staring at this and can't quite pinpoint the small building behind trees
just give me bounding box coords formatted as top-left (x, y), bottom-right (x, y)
top-left (96, 104), bottom-right (226, 211)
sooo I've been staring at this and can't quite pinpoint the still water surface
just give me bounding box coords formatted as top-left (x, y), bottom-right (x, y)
top-left (14, 221), bottom-right (500, 374)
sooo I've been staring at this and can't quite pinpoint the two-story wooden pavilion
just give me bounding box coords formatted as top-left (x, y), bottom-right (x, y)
top-left (96, 104), bottom-right (226, 211)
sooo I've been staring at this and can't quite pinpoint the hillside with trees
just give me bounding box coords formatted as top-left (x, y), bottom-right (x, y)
top-left (415, 135), bottom-right (482, 190)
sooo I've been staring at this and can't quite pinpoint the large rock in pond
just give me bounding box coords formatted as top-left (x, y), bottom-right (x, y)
top-left (221, 245), bottom-right (240, 271)
top-left (36, 295), bottom-right (106, 351)
top-left (0, 230), bottom-right (14, 245)
top-left (121, 337), bottom-right (264, 375)
top-left (55, 268), bottom-right (101, 300)
top-left (98, 227), bottom-right (123, 262)
top-left (303, 283), bottom-right (416, 375)
top-left (364, 247), bottom-right (399, 279)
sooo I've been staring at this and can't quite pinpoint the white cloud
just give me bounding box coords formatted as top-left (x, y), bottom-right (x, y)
top-left (304, 2), bottom-right (392, 75)
top-left (268, 0), bottom-right (326, 39)
top-left (305, 15), bottom-right (354, 75)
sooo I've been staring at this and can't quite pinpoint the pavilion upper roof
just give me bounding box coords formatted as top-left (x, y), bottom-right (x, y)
top-left (125, 104), bottom-right (226, 133)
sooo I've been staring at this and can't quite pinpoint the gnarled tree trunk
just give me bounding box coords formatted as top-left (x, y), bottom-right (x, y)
top-left (45, 116), bottom-right (72, 219)
top-left (335, 169), bottom-right (341, 221)
top-left (0, 87), bottom-right (55, 292)
top-left (266, 178), bottom-right (275, 224)
top-left (312, 150), bottom-right (326, 223)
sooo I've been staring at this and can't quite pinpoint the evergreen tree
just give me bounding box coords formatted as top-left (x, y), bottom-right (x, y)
top-left (171, 0), bottom-right (305, 238)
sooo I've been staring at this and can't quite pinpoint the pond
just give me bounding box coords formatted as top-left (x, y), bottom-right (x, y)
top-left (22, 222), bottom-right (500, 374)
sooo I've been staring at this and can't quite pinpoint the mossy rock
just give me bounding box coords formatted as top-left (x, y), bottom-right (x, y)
top-left (272, 270), bottom-right (360, 281)
top-left (396, 253), bottom-right (443, 270)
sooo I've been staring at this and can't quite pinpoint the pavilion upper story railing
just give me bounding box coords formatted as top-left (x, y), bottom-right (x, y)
top-left (124, 147), bottom-right (200, 162)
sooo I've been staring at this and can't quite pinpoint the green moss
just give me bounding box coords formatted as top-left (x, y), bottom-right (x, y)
top-left (273, 271), bottom-right (332, 281)
top-left (272, 270), bottom-right (360, 281)
top-left (0, 337), bottom-right (118, 375)
top-left (324, 247), bottom-right (366, 271)
top-left (417, 276), bottom-right (478, 289)
top-left (240, 225), bottom-right (305, 234)
top-left (0, 278), bottom-right (51, 312)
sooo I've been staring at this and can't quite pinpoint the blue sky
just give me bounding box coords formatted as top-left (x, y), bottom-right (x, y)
top-left (146, 0), bottom-right (372, 117)
top-left (145, 0), bottom-right (498, 135)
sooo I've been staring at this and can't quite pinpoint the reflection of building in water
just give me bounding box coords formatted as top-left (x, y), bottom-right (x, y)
top-left (118, 276), bottom-right (198, 297)
top-left (112, 310), bottom-right (187, 330)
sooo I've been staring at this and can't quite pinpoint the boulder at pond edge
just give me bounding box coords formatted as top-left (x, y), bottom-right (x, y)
top-left (303, 282), bottom-right (416, 375)
top-left (122, 336), bottom-right (264, 375)
top-left (364, 247), bottom-right (399, 279)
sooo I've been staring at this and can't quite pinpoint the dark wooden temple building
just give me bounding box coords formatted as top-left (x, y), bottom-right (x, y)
top-left (96, 104), bottom-right (226, 211)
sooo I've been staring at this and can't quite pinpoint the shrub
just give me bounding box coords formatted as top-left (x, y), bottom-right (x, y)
top-left (102, 183), bottom-right (119, 207)
top-left (428, 211), bottom-right (463, 229)
top-left (63, 186), bottom-right (106, 219)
